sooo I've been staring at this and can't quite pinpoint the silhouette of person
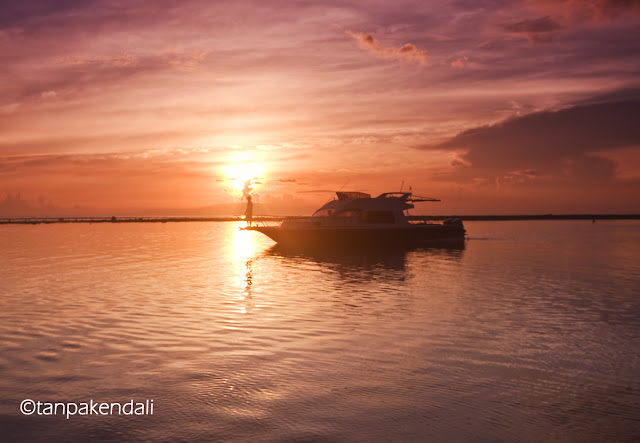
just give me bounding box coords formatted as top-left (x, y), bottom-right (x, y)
top-left (245, 195), bottom-right (253, 226)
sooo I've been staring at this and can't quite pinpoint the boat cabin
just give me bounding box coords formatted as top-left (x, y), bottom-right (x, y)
top-left (309, 192), bottom-right (436, 226)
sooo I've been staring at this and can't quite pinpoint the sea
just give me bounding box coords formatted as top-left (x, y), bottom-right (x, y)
top-left (1, 220), bottom-right (639, 442)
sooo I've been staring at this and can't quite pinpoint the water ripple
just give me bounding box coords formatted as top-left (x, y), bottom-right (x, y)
top-left (1, 221), bottom-right (639, 441)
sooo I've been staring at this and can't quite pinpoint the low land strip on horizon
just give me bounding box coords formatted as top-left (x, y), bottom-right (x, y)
top-left (2, 214), bottom-right (640, 224)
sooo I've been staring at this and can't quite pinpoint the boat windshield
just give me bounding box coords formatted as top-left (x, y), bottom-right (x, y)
top-left (337, 192), bottom-right (371, 200)
top-left (311, 208), bottom-right (335, 218)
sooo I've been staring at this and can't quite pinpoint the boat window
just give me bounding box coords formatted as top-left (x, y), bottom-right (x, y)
top-left (334, 209), bottom-right (361, 218)
top-left (311, 209), bottom-right (335, 218)
top-left (362, 211), bottom-right (395, 223)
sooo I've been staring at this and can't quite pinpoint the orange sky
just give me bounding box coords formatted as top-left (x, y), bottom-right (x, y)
top-left (1, 0), bottom-right (640, 216)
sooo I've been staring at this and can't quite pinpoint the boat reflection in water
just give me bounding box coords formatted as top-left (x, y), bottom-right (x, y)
top-left (244, 191), bottom-right (466, 249)
top-left (263, 241), bottom-right (465, 284)
top-left (259, 241), bottom-right (466, 315)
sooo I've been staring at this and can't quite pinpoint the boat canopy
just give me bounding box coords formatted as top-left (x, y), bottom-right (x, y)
top-left (377, 192), bottom-right (440, 202)
top-left (312, 191), bottom-right (441, 221)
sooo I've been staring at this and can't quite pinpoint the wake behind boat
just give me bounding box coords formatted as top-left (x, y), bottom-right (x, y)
top-left (243, 191), bottom-right (466, 249)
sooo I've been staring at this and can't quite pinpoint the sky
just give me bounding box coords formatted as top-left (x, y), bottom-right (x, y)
top-left (1, 0), bottom-right (640, 216)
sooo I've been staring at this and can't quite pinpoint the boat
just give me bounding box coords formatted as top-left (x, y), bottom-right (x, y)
top-left (243, 191), bottom-right (466, 249)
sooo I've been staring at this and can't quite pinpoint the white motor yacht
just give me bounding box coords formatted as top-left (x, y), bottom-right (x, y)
top-left (243, 191), bottom-right (466, 249)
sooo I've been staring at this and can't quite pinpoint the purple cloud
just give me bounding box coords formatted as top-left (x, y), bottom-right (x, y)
top-left (504, 15), bottom-right (563, 42)
top-left (417, 93), bottom-right (640, 184)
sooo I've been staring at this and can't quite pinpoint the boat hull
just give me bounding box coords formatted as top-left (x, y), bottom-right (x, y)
top-left (245, 224), bottom-right (465, 249)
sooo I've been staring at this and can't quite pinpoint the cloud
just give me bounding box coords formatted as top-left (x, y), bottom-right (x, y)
top-left (502, 1), bottom-right (640, 43)
top-left (0, 149), bottom-right (231, 215)
top-left (53, 52), bottom-right (139, 68)
top-left (417, 94), bottom-right (640, 185)
top-left (3, 51), bottom-right (178, 106)
top-left (505, 15), bottom-right (562, 33)
top-left (504, 15), bottom-right (563, 42)
top-left (450, 56), bottom-right (470, 68)
top-left (0, 0), bottom-right (103, 30)
top-left (564, 153), bottom-right (618, 182)
top-left (2, 0), bottom-right (639, 214)
top-left (527, 0), bottom-right (640, 23)
top-left (346, 30), bottom-right (429, 65)
top-left (0, 192), bottom-right (74, 217)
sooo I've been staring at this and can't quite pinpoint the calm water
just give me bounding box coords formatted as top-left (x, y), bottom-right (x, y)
top-left (1, 221), bottom-right (639, 441)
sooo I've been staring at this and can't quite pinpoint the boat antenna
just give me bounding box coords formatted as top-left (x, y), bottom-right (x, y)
top-left (337, 178), bottom-right (350, 192)
top-left (400, 180), bottom-right (405, 192)
top-left (323, 179), bottom-right (350, 205)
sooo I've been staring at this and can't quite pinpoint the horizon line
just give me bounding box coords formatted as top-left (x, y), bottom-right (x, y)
top-left (2, 214), bottom-right (640, 225)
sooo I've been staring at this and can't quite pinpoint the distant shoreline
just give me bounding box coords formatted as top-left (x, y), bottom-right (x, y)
top-left (1, 214), bottom-right (639, 224)
top-left (411, 214), bottom-right (640, 221)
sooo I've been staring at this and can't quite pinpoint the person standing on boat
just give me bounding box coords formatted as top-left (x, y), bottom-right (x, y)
top-left (245, 195), bottom-right (254, 226)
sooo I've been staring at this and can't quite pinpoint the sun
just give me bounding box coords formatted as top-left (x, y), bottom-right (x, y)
top-left (223, 163), bottom-right (265, 192)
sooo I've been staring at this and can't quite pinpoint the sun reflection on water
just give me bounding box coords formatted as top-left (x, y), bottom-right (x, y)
top-left (233, 223), bottom-right (256, 261)
top-left (232, 224), bottom-right (257, 313)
